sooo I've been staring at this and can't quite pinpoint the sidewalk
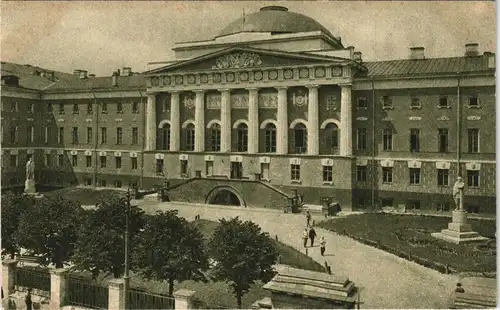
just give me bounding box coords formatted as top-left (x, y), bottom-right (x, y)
top-left (140, 202), bottom-right (459, 309)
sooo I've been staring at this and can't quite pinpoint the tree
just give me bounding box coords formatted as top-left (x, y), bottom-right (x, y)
top-left (208, 217), bottom-right (278, 308)
top-left (71, 194), bottom-right (146, 278)
top-left (1, 192), bottom-right (35, 258)
top-left (133, 210), bottom-right (209, 296)
top-left (15, 195), bottom-right (85, 268)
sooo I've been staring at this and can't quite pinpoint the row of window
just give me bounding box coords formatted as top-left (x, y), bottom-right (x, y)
top-left (3, 101), bottom-right (141, 114)
top-left (4, 154), bottom-right (139, 170)
top-left (376, 199), bottom-right (481, 214)
top-left (379, 94), bottom-right (480, 109)
top-left (83, 179), bottom-right (138, 189)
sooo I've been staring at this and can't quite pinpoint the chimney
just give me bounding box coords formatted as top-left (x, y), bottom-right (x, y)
top-left (112, 71), bottom-right (118, 87)
top-left (484, 52), bottom-right (496, 69)
top-left (88, 74), bottom-right (96, 78)
top-left (73, 69), bottom-right (82, 76)
top-left (79, 70), bottom-right (88, 79)
top-left (409, 47), bottom-right (425, 60)
top-left (122, 67), bottom-right (132, 76)
top-left (353, 51), bottom-right (363, 62)
top-left (465, 43), bottom-right (479, 57)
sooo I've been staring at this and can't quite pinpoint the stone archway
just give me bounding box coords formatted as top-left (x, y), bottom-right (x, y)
top-left (205, 186), bottom-right (246, 207)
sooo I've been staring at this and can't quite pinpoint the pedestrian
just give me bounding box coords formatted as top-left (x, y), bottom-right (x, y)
top-left (320, 237), bottom-right (326, 256)
top-left (25, 288), bottom-right (32, 310)
top-left (309, 227), bottom-right (317, 247)
top-left (306, 211), bottom-right (311, 226)
top-left (302, 228), bottom-right (308, 248)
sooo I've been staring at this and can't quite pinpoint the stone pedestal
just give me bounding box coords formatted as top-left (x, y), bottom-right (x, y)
top-left (431, 210), bottom-right (489, 244)
top-left (24, 179), bottom-right (36, 194)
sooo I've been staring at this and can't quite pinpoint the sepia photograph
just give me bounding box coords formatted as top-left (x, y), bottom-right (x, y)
top-left (0, 1), bottom-right (497, 309)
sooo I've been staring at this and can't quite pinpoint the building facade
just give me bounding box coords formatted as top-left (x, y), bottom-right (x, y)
top-left (1, 6), bottom-right (496, 213)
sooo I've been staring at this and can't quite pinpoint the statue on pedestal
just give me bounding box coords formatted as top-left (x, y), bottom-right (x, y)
top-left (26, 158), bottom-right (35, 181)
top-left (452, 176), bottom-right (465, 211)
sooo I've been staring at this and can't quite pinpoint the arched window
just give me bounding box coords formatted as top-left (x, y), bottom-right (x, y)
top-left (186, 124), bottom-right (195, 151)
top-left (264, 123), bottom-right (276, 153)
top-left (294, 123), bottom-right (307, 154)
top-left (210, 123), bottom-right (221, 151)
top-left (236, 123), bottom-right (248, 152)
top-left (158, 123), bottom-right (170, 150)
top-left (325, 123), bottom-right (339, 154)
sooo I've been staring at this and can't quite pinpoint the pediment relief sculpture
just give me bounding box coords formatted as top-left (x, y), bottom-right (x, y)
top-left (215, 52), bottom-right (263, 69)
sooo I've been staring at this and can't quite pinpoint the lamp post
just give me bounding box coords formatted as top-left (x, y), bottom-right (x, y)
top-left (123, 189), bottom-right (132, 310)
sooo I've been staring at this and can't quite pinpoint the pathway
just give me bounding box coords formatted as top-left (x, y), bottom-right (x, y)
top-left (139, 201), bottom-right (459, 309)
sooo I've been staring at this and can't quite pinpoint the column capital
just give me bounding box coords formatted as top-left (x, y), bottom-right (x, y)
top-left (306, 85), bottom-right (320, 90)
top-left (246, 87), bottom-right (260, 91)
top-left (275, 86), bottom-right (289, 91)
top-left (218, 88), bottom-right (231, 93)
top-left (50, 268), bottom-right (69, 276)
top-left (338, 83), bottom-right (353, 88)
top-left (169, 90), bottom-right (181, 94)
top-left (193, 90), bottom-right (206, 94)
top-left (145, 92), bottom-right (157, 96)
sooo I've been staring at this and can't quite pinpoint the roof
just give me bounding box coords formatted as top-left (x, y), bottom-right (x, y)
top-left (1, 61), bottom-right (77, 91)
top-left (362, 55), bottom-right (494, 77)
top-left (43, 75), bottom-right (146, 92)
top-left (218, 6), bottom-right (338, 41)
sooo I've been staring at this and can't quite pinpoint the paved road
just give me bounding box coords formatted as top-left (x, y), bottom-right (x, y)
top-left (140, 201), bottom-right (459, 309)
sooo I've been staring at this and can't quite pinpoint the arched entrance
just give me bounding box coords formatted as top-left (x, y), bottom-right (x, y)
top-left (205, 186), bottom-right (246, 207)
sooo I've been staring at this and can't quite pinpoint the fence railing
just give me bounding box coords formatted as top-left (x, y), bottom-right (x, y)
top-left (127, 288), bottom-right (175, 309)
top-left (15, 267), bottom-right (51, 296)
top-left (66, 276), bottom-right (109, 309)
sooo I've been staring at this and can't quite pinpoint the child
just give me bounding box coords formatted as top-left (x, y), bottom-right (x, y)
top-left (302, 228), bottom-right (309, 248)
top-left (320, 237), bottom-right (326, 256)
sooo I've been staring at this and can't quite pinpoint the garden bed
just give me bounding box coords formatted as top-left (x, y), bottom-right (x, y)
top-left (317, 212), bottom-right (496, 274)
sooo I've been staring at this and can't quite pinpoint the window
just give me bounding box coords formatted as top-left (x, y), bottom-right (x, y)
top-left (132, 127), bottom-right (138, 145)
top-left (100, 156), bottom-right (106, 168)
top-left (85, 179), bottom-right (92, 186)
top-left (436, 202), bottom-right (450, 212)
top-left (44, 126), bottom-right (49, 144)
top-left (437, 169), bottom-right (449, 186)
top-left (206, 161), bottom-right (214, 176)
top-left (468, 95), bottom-right (479, 107)
top-left (264, 123), bottom-right (277, 153)
top-left (115, 156), bottom-right (122, 169)
top-left (325, 123), bottom-right (339, 155)
top-left (438, 128), bottom-right (449, 153)
top-left (72, 127), bottom-right (78, 144)
top-left (409, 168), bottom-right (421, 185)
top-left (101, 102), bottom-right (107, 113)
top-left (28, 103), bottom-right (35, 113)
top-left (10, 155), bottom-right (17, 167)
top-left (410, 128), bottom-right (420, 152)
top-left (357, 97), bottom-right (368, 109)
top-left (71, 155), bottom-right (78, 167)
top-left (382, 96), bottom-right (393, 109)
top-left (58, 154), bottom-right (64, 166)
top-left (186, 124), bottom-right (195, 151)
top-left (294, 123), bottom-right (307, 154)
top-left (27, 126), bottom-right (34, 143)
top-left (10, 101), bottom-right (17, 112)
top-left (131, 157), bottom-right (138, 170)
top-left (132, 102), bottom-right (139, 114)
top-left (159, 124), bottom-right (170, 150)
top-left (322, 166), bottom-right (333, 182)
top-left (180, 160), bottom-right (188, 175)
top-left (382, 167), bottom-right (393, 184)
top-left (382, 128), bottom-right (393, 151)
top-left (116, 127), bottom-right (123, 145)
top-left (87, 127), bottom-right (93, 144)
top-left (410, 97), bottom-right (421, 109)
top-left (98, 179), bottom-right (107, 187)
top-left (87, 103), bottom-right (93, 114)
top-left (58, 127), bottom-right (64, 144)
top-left (210, 123), bottom-right (221, 151)
top-left (100, 127), bottom-right (107, 144)
top-left (86, 155), bottom-right (92, 167)
top-left (467, 170), bottom-right (479, 187)
top-left (72, 103), bottom-right (79, 114)
top-left (156, 159), bottom-right (164, 175)
top-left (10, 125), bottom-right (18, 144)
top-left (59, 103), bottom-right (64, 114)
top-left (47, 103), bottom-right (53, 113)
top-left (356, 128), bottom-right (367, 151)
top-left (408, 200), bottom-right (421, 210)
top-left (117, 102), bottom-right (123, 114)
top-left (466, 205), bottom-right (480, 214)
top-left (114, 180), bottom-right (122, 188)
top-left (381, 198), bottom-right (393, 208)
top-left (237, 123), bottom-right (248, 152)
top-left (467, 129), bottom-right (479, 153)
top-left (45, 154), bottom-right (51, 167)
top-left (290, 164), bottom-right (301, 181)
top-left (356, 166), bottom-right (367, 182)
top-left (438, 96), bottom-right (449, 108)
top-left (162, 100), bottom-right (170, 112)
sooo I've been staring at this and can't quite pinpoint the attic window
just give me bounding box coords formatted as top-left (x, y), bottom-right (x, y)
top-left (410, 97), bottom-right (421, 109)
top-left (467, 95), bottom-right (480, 108)
top-left (382, 96), bottom-right (393, 110)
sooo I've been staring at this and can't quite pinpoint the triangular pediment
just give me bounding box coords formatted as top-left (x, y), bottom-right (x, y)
top-left (145, 46), bottom-right (353, 75)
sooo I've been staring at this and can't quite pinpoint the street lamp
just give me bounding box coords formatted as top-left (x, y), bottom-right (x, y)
top-left (123, 188), bottom-right (137, 310)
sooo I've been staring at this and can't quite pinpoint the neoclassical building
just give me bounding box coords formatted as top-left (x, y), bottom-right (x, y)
top-left (1, 6), bottom-right (496, 213)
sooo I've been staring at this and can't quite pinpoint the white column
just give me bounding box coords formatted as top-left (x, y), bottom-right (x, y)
top-left (145, 93), bottom-right (157, 151)
top-left (247, 88), bottom-right (259, 154)
top-left (174, 289), bottom-right (197, 310)
top-left (107, 278), bottom-right (125, 310)
top-left (50, 268), bottom-right (68, 310)
top-left (220, 89), bottom-right (231, 153)
top-left (194, 90), bottom-right (205, 152)
top-left (277, 87), bottom-right (288, 155)
top-left (340, 83), bottom-right (353, 156)
top-left (2, 259), bottom-right (17, 295)
top-left (307, 85), bottom-right (319, 155)
top-left (170, 91), bottom-right (180, 151)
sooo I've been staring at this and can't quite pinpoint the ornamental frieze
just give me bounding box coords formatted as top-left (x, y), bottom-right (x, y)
top-left (206, 94), bottom-right (221, 109)
top-left (258, 93), bottom-right (278, 109)
top-left (231, 94), bottom-right (249, 109)
top-left (215, 52), bottom-right (263, 69)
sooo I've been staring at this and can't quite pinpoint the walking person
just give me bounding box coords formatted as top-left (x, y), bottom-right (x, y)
top-left (25, 288), bottom-right (32, 310)
top-left (320, 237), bottom-right (327, 256)
top-left (309, 227), bottom-right (317, 247)
top-left (302, 228), bottom-right (309, 248)
top-left (306, 211), bottom-right (311, 227)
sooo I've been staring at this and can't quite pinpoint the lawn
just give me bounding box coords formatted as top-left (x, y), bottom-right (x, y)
top-left (42, 187), bottom-right (124, 206)
top-left (317, 213), bottom-right (496, 273)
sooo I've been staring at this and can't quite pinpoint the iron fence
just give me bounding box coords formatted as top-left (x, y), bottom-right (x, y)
top-left (15, 267), bottom-right (51, 295)
top-left (67, 276), bottom-right (108, 309)
top-left (127, 288), bottom-right (175, 309)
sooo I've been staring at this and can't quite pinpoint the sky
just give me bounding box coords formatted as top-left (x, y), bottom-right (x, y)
top-left (1, 1), bottom-right (496, 76)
